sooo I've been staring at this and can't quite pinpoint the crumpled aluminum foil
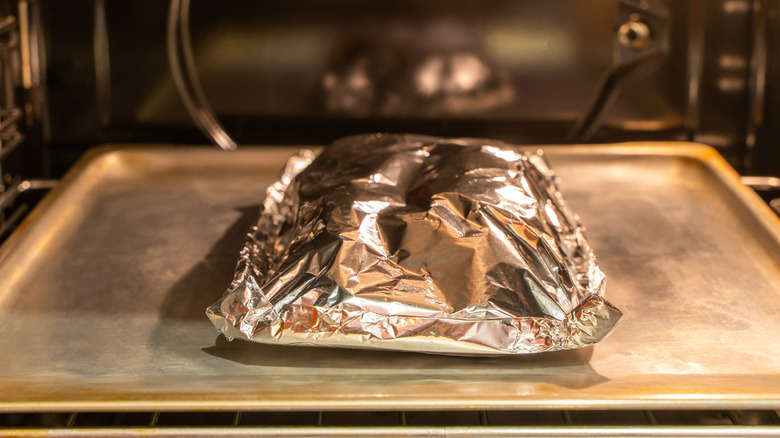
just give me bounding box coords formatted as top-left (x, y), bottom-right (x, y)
top-left (207, 134), bottom-right (622, 355)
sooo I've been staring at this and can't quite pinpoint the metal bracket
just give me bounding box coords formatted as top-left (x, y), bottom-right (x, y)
top-left (568, 0), bottom-right (670, 143)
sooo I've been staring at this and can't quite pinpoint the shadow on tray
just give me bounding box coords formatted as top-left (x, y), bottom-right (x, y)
top-left (161, 203), bottom-right (608, 390)
top-left (157, 204), bottom-right (260, 320)
top-left (202, 335), bottom-right (609, 390)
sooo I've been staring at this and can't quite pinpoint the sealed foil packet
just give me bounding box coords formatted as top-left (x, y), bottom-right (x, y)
top-left (207, 134), bottom-right (622, 355)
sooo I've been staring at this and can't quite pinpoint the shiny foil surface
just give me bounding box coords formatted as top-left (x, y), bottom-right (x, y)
top-left (207, 134), bottom-right (622, 355)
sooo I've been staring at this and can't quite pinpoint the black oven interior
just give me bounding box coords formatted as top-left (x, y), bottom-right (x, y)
top-left (5, 0), bottom-right (780, 165)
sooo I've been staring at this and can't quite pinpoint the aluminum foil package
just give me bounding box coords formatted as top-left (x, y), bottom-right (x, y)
top-left (207, 134), bottom-right (622, 355)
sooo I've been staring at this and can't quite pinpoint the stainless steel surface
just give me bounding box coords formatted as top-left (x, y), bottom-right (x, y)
top-left (1, 143), bottom-right (780, 411)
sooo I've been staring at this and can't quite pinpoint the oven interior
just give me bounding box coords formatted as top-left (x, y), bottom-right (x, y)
top-left (1, 0), bottom-right (779, 435)
top-left (3, 0), bottom-right (780, 229)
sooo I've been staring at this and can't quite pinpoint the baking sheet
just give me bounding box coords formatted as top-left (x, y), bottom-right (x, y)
top-left (1, 143), bottom-right (779, 412)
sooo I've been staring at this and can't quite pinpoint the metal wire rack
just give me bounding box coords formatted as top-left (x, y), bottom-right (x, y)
top-left (0, 10), bottom-right (23, 238)
top-left (0, 7), bottom-right (54, 241)
top-left (1, 409), bottom-right (779, 436)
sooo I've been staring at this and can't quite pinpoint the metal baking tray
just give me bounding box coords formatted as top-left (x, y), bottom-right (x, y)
top-left (1, 143), bottom-right (779, 412)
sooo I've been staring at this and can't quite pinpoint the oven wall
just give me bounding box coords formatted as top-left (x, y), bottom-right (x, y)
top-left (753, 0), bottom-right (780, 174)
top-left (16, 0), bottom-right (780, 174)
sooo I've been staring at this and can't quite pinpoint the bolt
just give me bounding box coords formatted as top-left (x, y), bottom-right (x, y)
top-left (618, 20), bottom-right (653, 49)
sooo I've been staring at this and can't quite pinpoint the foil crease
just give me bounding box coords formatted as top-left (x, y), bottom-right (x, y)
top-left (207, 134), bottom-right (622, 355)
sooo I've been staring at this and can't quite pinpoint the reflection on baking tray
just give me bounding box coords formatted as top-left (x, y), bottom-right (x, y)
top-left (201, 336), bottom-right (609, 391)
top-left (159, 204), bottom-right (260, 320)
top-left (4, 147), bottom-right (780, 408)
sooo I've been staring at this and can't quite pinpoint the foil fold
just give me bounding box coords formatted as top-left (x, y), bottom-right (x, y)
top-left (207, 134), bottom-right (621, 355)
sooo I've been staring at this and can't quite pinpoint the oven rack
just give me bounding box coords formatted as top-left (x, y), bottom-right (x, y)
top-left (0, 10), bottom-right (24, 239)
top-left (1, 409), bottom-right (779, 437)
top-left (0, 7), bottom-right (54, 241)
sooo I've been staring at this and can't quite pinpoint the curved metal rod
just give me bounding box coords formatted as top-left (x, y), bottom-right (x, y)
top-left (167, 0), bottom-right (236, 151)
top-left (94, 0), bottom-right (111, 126)
top-left (566, 54), bottom-right (663, 143)
top-left (741, 176), bottom-right (780, 190)
top-left (567, 0), bottom-right (668, 143)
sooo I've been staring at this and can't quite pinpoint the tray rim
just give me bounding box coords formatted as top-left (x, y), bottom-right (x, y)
top-left (2, 141), bottom-right (780, 412)
top-left (1, 374), bottom-right (780, 412)
top-left (6, 141), bottom-right (778, 267)
top-left (0, 141), bottom-right (780, 264)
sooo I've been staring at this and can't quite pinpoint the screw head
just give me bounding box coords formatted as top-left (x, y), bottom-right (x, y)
top-left (618, 20), bottom-right (653, 49)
